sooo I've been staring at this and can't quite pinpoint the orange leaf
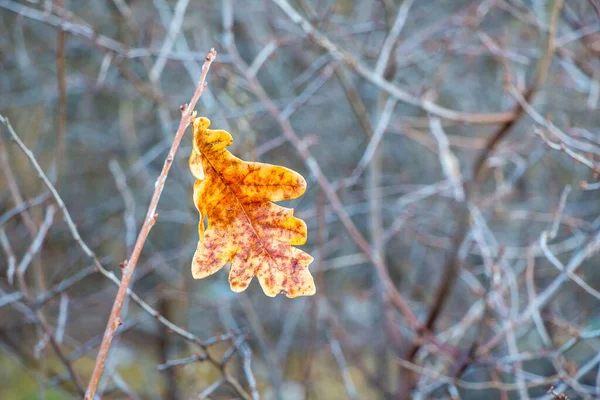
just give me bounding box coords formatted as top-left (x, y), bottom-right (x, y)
top-left (189, 117), bottom-right (315, 297)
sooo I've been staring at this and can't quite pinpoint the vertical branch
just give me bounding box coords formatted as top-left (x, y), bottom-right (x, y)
top-left (83, 48), bottom-right (217, 400)
top-left (55, 0), bottom-right (67, 184)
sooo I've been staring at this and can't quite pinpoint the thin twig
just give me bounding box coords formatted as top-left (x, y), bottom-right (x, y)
top-left (241, 342), bottom-right (259, 400)
top-left (428, 117), bottom-right (464, 202)
top-left (16, 206), bottom-right (56, 276)
top-left (109, 160), bottom-right (137, 251)
top-left (0, 193), bottom-right (51, 228)
top-left (198, 378), bottom-right (225, 399)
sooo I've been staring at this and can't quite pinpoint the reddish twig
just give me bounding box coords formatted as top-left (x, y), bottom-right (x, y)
top-left (83, 48), bottom-right (217, 400)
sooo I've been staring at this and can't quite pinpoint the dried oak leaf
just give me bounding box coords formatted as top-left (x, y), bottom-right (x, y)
top-left (189, 117), bottom-right (315, 298)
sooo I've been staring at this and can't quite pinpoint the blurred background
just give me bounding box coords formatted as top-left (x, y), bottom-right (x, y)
top-left (1, 0), bottom-right (600, 398)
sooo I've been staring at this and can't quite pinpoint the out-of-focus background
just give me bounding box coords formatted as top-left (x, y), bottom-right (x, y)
top-left (1, 0), bottom-right (600, 398)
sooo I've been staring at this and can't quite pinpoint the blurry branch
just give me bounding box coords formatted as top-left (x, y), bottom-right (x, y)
top-left (580, 180), bottom-right (600, 190)
top-left (158, 353), bottom-right (207, 371)
top-left (405, 0), bottom-right (565, 387)
top-left (237, 293), bottom-right (284, 396)
top-left (248, 41), bottom-right (279, 78)
top-left (481, 227), bottom-right (600, 355)
top-left (395, 357), bottom-right (558, 391)
top-left (374, 0), bottom-right (414, 77)
top-left (35, 265), bottom-right (97, 308)
top-left (543, 352), bottom-right (600, 399)
top-left (370, 5), bottom-right (411, 382)
top-left (197, 378), bottom-right (225, 399)
top-left (395, 125), bottom-right (490, 150)
top-left (0, 229), bottom-right (17, 285)
top-left (0, 1), bottom-right (232, 63)
top-left (0, 0), bottom-right (137, 56)
top-left (428, 117), bottom-right (464, 202)
top-left (280, 63), bottom-right (337, 120)
top-left (328, 330), bottom-right (359, 400)
top-left (55, 293), bottom-right (69, 344)
top-left (510, 84), bottom-right (600, 156)
top-left (0, 136), bottom-right (38, 239)
top-left (587, 0), bottom-right (600, 21)
top-left (535, 128), bottom-right (600, 172)
top-left (109, 160), bottom-right (136, 252)
top-left (0, 193), bottom-right (51, 228)
top-left (0, 119), bottom-right (97, 396)
top-left (271, 0), bottom-right (516, 124)
top-left (1, 132), bottom-right (72, 396)
top-left (2, 205), bottom-right (87, 396)
top-left (55, 0), bottom-right (67, 185)
top-left (350, 97), bottom-right (397, 179)
top-left (539, 188), bottom-right (600, 301)
top-left (473, 0), bottom-right (565, 182)
top-left (528, 184), bottom-right (572, 347)
top-left (16, 206), bottom-right (55, 278)
top-left (0, 327), bottom-right (81, 397)
top-left (111, 0), bottom-right (140, 34)
top-left (334, 66), bottom-right (373, 138)
top-left (150, 0), bottom-right (191, 82)
top-left (525, 247), bottom-right (552, 347)
top-left (240, 340), bottom-right (260, 400)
